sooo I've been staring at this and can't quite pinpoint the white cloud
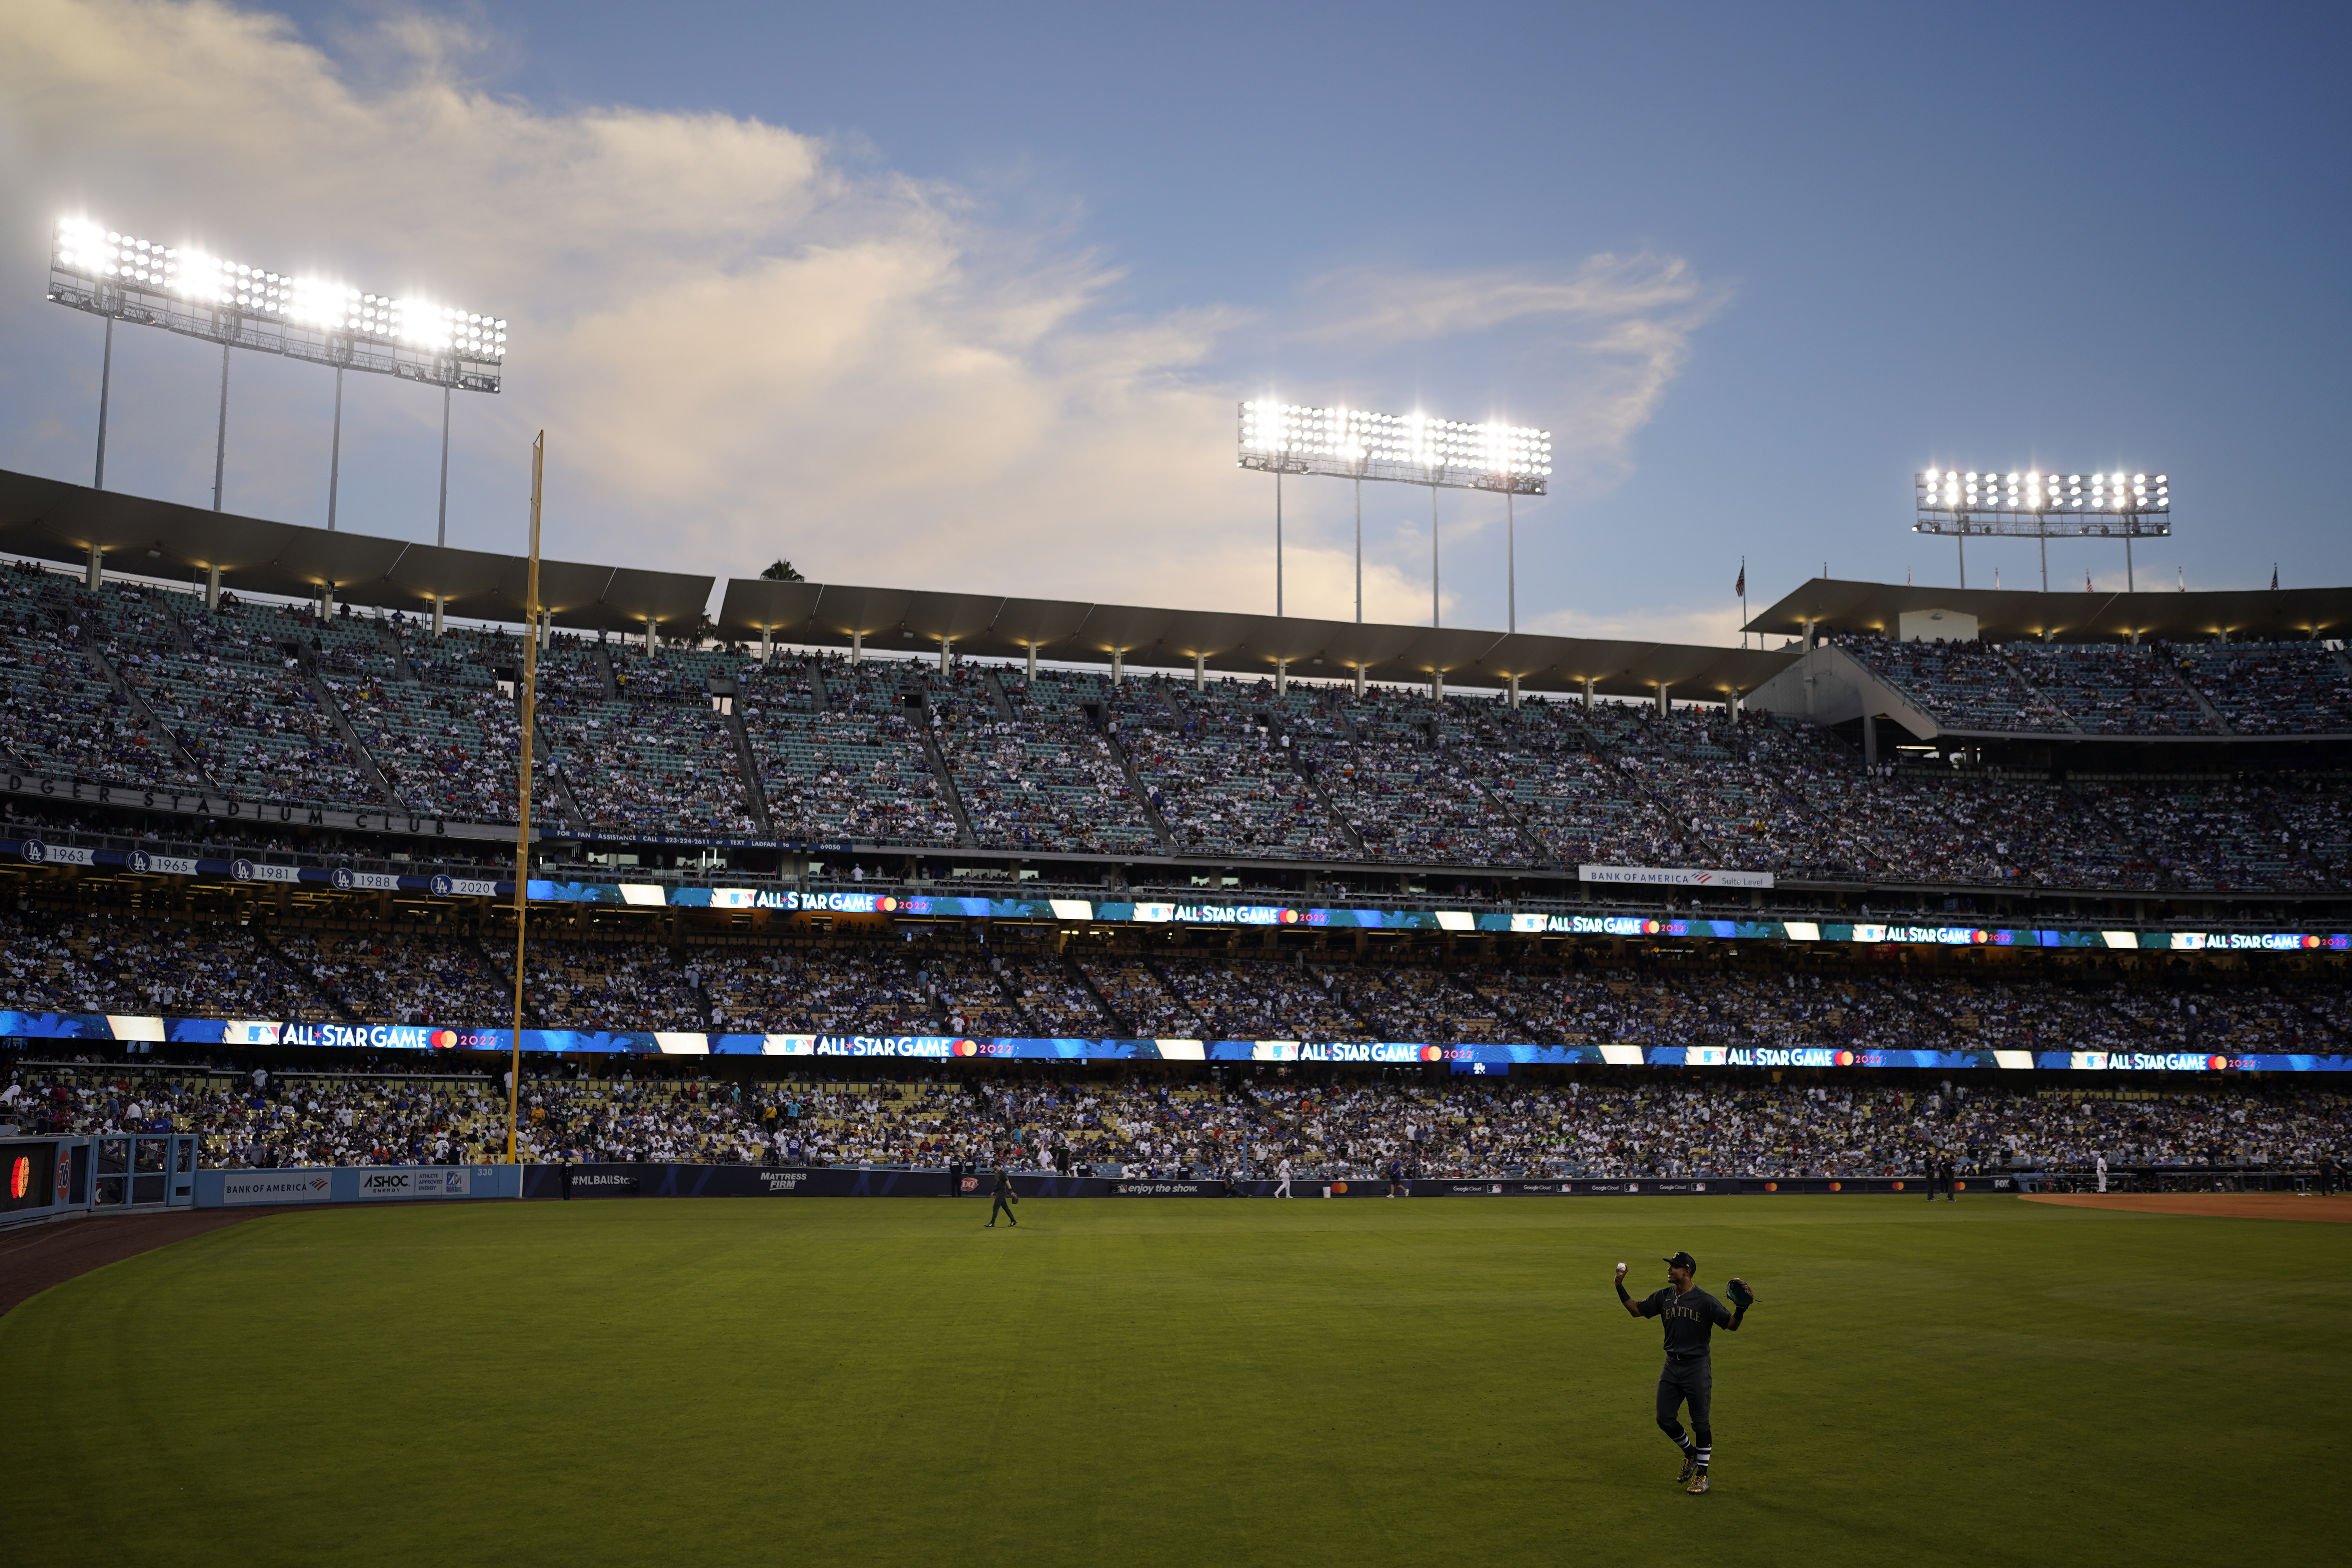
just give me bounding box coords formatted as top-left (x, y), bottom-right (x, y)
top-left (0, 0), bottom-right (1725, 635)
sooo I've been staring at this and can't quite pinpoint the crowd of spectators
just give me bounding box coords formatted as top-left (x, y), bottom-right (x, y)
top-left (14, 567), bottom-right (2352, 902)
top-left (10, 1056), bottom-right (2345, 1181)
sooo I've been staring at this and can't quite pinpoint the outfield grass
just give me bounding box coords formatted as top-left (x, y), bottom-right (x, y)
top-left (4, 1194), bottom-right (2344, 1565)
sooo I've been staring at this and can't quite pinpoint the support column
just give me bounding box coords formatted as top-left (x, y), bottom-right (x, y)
top-left (1112, 646), bottom-right (1124, 686)
top-left (1655, 681), bottom-right (1670, 717)
top-left (1275, 658), bottom-right (1287, 697)
top-left (1025, 643), bottom-right (1038, 682)
top-left (540, 608), bottom-right (552, 649)
top-left (1582, 677), bottom-right (1594, 713)
top-left (1354, 664), bottom-right (1366, 698)
top-left (85, 543), bottom-right (102, 591)
top-left (1863, 712), bottom-right (1878, 766)
top-left (1508, 673), bottom-right (1520, 710)
top-left (760, 624), bottom-right (773, 661)
top-left (206, 563), bottom-right (221, 612)
top-left (1431, 669), bottom-right (1444, 701)
top-left (326, 365), bottom-right (344, 532)
top-left (1728, 688), bottom-right (1742, 719)
top-left (851, 631), bottom-right (863, 666)
top-left (94, 315), bottom-right (114, 490)
top-left (436, 384), bottom-right (452, 547)
top-left (1192, 652), bottom-right (1205, 691)
top-left (940, 638), bottom-right (953, 676)
top-left (644, 619), bottom-right (656, 654)
top-left (212, 341), bottom-right (230, 513)
top-left (320, 583), bottom-right (335, 619)
top-left (431, 595), bottom-right (445, 638)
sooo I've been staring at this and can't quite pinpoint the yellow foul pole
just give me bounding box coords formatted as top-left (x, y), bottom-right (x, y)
top-left (506, 430), bottom-right (544, 1166)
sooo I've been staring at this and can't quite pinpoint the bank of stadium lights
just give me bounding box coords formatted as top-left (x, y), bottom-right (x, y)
top-left (1237, 401), bottom-right (1550, 657)
top-left (1922, 468), bottom-right (2168, 515)
top-left (48, 216), bottom-right (507, 550)
top-left (1913, 467), bottom-right (2171, 592)
top-left (53, 220), bottom-right (507, 358)
top-left (1238, 402), bottom-right (1551, 484)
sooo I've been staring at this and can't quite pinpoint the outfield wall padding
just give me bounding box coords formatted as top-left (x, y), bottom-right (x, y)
top-left (516, 1166), bottom-right (2016, 1200)
top-left (192, 1164), bottom-right (522, 1207)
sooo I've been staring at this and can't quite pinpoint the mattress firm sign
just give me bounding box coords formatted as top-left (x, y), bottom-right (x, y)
top-left (1579, 864), bottom-right (1774, 890)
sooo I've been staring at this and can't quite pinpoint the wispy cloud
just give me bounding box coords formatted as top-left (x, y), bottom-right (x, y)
top-left (0, 0), bottom-right (1726, 633)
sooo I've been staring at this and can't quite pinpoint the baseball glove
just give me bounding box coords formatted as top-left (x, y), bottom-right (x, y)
top-left (1726, 1277), bottom-right (1755, 1309)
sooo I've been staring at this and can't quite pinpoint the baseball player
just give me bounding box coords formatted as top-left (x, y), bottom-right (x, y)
top-left (1615, 1250), bottom-right (1754, 1494)
top-left (1275, 1156), bottom-right (1292, 1199)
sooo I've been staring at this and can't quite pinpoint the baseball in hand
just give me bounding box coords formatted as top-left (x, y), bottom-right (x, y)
top-left (1615, 1261), bottom-right (1627, 1274)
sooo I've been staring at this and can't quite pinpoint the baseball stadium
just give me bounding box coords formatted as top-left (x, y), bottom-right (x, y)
top-left (6, 19), bottom-right (2352, 1563)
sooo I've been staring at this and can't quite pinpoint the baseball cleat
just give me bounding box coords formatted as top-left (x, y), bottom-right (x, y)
top-left (1678, 1454), bottom-right (1697, 1485)
top-left (1686, 1472), bottom-right (1710, 1494)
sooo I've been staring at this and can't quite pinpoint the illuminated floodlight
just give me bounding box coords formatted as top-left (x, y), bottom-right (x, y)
top-left (1237, 401), bottom-right (1550, 494)
top-left (1919, 466), bottom-right (2167, 519)
top-left (1913, 465), bottom-right (2172, 593)
top-left (47, 215), bottom-right (508, 392)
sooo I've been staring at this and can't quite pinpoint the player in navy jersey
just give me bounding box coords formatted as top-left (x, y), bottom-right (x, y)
top-left (1614, 1250), bottom-right (1755, 1493)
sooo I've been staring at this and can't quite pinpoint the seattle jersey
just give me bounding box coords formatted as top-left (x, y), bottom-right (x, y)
top-left (1639, 1285), bottom-right (1733, 1356)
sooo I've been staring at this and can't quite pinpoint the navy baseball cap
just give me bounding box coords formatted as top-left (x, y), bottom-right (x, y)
top-left (1663, 1251), bottom-right (1697, 1271)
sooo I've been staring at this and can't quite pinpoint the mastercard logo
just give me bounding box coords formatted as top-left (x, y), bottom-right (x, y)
top-left (1330, 1181), bottom-right (1348, 1195)
top-left (879, 897), bottom-right (899, 913)
top-left (1828, 1181), bottom-right (1842, 1192)
top-left (2207, 1055), bottom-right (2230, 1071)
top-left (1764, 1181), bottom-right (1778, 1192)
top-left (429, 1030), bottom-right (458, 1049)
top-left (953, 1040), bottom-right (980, 1057)
top-left (1277, 908), bottom-right (1301, 924)
top-left (2303, 935), bottom-right (2321, 949)
top-left (1953, 1180), bottom-right (1967, 1191)
top-left (7, 1156), bottom-right (26, 1200)
top-left (1892, 1180), bottom-right (1905, 1191)
top-left (1642, 920), bottom-right (1661, 935)
top-left (1419, 1046), bottom-right (1444, 1063)
top-left (1835, 1050), bottom-right (1856, 1067)
top-left (1970, 929), bottom-right (1991, 944)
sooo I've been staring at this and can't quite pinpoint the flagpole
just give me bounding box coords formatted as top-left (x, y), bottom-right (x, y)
top-left (506, 430), bottom-right (543, 1167)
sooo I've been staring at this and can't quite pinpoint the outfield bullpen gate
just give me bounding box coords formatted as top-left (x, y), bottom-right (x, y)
top-left (0, 1134), bottom-right (194, 1229)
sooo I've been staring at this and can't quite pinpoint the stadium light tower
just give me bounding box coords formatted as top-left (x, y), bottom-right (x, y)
top-left (1236, 402), bottom-right (1550, 665)
top-left (45, 216), bottom-right (508, 559)
top-left (1913, 468), bottom-right (2170, 592)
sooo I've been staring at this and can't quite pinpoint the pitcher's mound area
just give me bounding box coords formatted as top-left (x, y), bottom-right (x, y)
top-left (2021, 1192), bottom-right (2352, 1223)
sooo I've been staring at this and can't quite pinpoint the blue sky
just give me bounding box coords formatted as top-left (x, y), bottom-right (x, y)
top-left (3, 0), bottom-right (2345, 644)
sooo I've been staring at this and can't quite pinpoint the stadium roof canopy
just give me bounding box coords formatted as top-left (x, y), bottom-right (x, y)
top-left (0, 466), bottom-right (712, 636)
top-left (1746, 577), bottom-right (2352, 644)
top-left (0, 465), bottom-right (1795, 699)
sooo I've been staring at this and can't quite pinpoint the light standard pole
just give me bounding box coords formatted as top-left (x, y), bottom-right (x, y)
top-left (1506, 488), bottom-right (1515, 633)
top-left (211, 341), bottom-right (230, 512)
top-left (326, 363), bottom-right (344, 530)
top-left (1430, 481), bottom-right (1440, 627)
top-left (93, 309), bottom-right (115, 489)
top-left (436, 381), bottom-right (452, 546)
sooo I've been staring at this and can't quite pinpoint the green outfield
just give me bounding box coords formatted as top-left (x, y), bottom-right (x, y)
top-left (3, 1194), bottom-right (2343, 1565)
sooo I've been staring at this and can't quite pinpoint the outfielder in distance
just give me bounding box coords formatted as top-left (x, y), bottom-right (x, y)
top-left (1615, 1251), bottom-right (1755, 1494)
